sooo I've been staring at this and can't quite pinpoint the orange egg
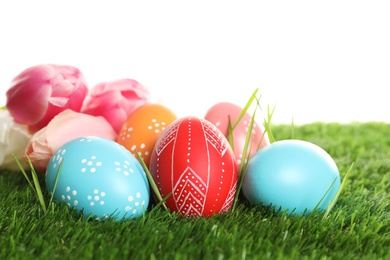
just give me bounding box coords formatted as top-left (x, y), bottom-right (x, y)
top-left (117, 103), bottom-right (178, 167)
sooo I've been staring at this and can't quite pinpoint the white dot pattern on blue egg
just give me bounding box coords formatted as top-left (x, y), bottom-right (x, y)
top-left (46, 136), bottom-right (150, 220)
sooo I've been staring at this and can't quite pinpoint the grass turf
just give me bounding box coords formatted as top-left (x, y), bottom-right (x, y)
top-left (0, 122), bottom-right (389, 259)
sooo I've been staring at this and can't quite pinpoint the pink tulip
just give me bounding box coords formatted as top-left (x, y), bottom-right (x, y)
top-left (6, 64), bottom-right (89, 133)
top-left (25, 109), bottom-right (117, 173)
top-left (81, 79), bottom-right (150, 133)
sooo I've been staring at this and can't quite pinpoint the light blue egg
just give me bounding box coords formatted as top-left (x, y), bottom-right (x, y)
top-left (242, 140), bottom-right (341, 214)
top-left (46, 136), bottom-right (150, 220)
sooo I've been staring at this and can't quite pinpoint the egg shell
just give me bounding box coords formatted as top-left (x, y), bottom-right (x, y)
top-left (117, 103), bottom-right (178, 167)
top-left (45, 136), bottom-right (150, 220)
top-left (149, 116), bottom-right (238, 217)
top-left (242, 139), bottom-right (341, 214)
top-left (204, 102), bottom-right (269, 166)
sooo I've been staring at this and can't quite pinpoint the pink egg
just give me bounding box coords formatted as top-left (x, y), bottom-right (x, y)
top-left (204, 102), bottom-right (269, 166)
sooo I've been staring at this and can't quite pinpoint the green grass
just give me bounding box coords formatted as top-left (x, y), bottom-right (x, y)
top-left (1, 122), bottom-right (389, 259)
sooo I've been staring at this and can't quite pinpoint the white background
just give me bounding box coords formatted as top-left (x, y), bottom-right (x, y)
top-left (1, 1), bottom-right (389, 124)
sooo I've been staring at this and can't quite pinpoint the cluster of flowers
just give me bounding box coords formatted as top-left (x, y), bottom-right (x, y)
top-left (0, 64), bottom-right (150, 172)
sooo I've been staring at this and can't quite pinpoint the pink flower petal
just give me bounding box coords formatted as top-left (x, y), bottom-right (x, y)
top-left (81, 78), bottom-right (150, 133)
top-left (25, 109), bottom-right (117, 173)
top-left (6, 64), bottom-right (88, 133)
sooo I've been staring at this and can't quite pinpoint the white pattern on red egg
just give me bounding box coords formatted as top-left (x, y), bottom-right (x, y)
top-left (150, 117), bottom-right (238, 217)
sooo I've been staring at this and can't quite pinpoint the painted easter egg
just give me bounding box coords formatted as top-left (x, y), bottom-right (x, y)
top-left (149, 116), bottom-right (238, 217)
top-left (204, 102), bottom-right (269, 166)
top-left (45, 136), bottom-right (150, 220)
top-left (117, 103), bottom-right (177, 167)
top-left (242, 140), bottom-right (341, 214)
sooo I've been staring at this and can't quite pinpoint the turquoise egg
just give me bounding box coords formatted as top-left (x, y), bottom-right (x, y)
top-left (242, 140), bottom-right (340, 214)
top-left (46, 136), bottom-right (150, 220)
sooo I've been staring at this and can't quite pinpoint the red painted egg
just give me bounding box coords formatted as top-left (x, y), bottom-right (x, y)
top-left (149, 116), bottom-right (238, 217)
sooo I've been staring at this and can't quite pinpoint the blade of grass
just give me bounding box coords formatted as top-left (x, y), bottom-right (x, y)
top-left (148, 192), bottom-right (173, 217)
top-left (323, 162), bottom-right (354, 219)
top-left (263, 105), bottom-right (276, 144)
top-left (13, 153), bottom-right (48, 214)
top-left (227, 115), bottom-right (235, 152)
top-left (134, 150), bottom-right (169, 212)
top-left (25, 155), bottom-right (47, 213)
top-left (232, 108), bottom-right (258, 211)
top-left (12, 154), bottom-right (36, 194)
top-left (231, 90), bottom-right (266, 211)
top-left (230, 88), bottom-right (259, 131)
top-left (227, 89), bottom-right (259, 161)
top-left (48, 158), bottom-right (64, 209)
top-left (291, 117), bottom-right (294, 139)
top-left (309, 176), bottom-right (338, 217)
